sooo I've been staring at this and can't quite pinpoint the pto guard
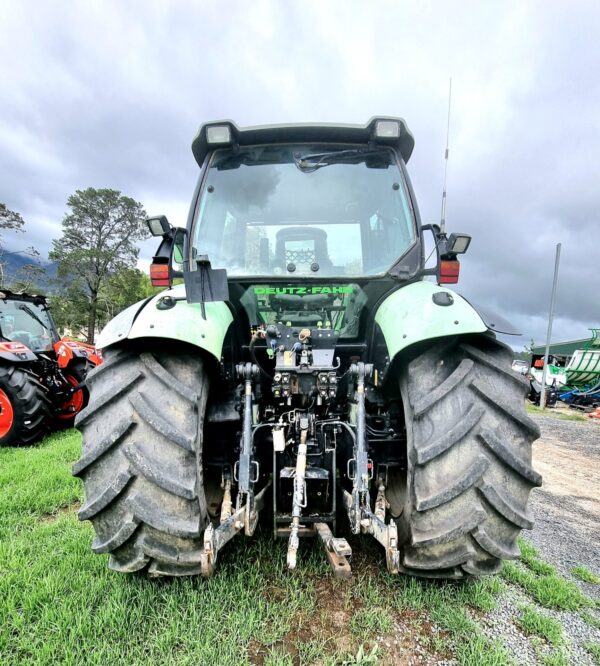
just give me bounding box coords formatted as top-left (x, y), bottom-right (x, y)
top-left (96, 284), bottom-right (233, 360)
top-left (375, 281), bottom-right (488, 360)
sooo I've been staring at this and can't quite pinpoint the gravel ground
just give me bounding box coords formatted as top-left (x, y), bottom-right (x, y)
top-left (528, 411), bottom-right (600, 578)
top-left (420, 410), bottom-right (600, 665)
top-left (480, 409), bottom-right (600, 665)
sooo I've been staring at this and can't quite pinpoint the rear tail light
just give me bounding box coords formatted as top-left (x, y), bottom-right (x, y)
top-left (439, 259), bottom-right (460, 284)
top-left (150, 261), bottom-right (170, 287)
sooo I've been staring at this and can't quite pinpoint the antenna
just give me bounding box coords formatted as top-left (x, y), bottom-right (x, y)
top-left (440, 77), bottom-right (452, 235)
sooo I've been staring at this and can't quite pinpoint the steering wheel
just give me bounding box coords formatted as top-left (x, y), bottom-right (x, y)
top-left (10, 330), bottom-right (35, 347)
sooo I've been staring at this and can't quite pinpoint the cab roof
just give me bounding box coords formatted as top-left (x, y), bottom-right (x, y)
top-left (0, 289), bottom-right (47, 305)
top-left (191, 117), bottom-right (415, 168)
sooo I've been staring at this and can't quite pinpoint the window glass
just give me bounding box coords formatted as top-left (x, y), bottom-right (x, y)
top-left (0, 300), bottom-right (54, 352)
top-left (192, 144), bottom-right (416, 277)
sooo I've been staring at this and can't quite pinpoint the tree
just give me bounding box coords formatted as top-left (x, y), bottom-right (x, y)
top-left (0, 202), bottom-right (40, 286)
top-left (49, 267), bottom-right (156, 339)
top-left (50, 188), bottom-right (148, 342)
top-left (0, 202), bottom-right (25, 235)
top-left (47, 280), bottom-right (91, 339)
top-left (9, 263), bottom-right (48, 293)
top-left (97, 267), bottom-right (156, 326)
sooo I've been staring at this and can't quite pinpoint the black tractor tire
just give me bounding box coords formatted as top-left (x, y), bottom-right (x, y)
top-left (397, 335), bottom-right (541, 578)
top-left (0, 364), bottom-right (51, 447)
top-left (73, 346), bottom-right (210, 576)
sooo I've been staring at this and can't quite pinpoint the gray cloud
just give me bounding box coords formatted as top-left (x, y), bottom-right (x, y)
top-left (0, 0), bottom-right (598, 348)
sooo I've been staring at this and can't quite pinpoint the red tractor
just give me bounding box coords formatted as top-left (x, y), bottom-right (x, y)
top-left (0, 290), bottom-right (102, 446)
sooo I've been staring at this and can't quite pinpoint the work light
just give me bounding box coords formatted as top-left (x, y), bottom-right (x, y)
top-left (146, 215), bottom-right (171, 237)
top-left (374, 120), bottom-right (401, 139)
top-left (447, 233), bottom-right (471, 254)
top-left (206, 124), bottom-right (232, 144)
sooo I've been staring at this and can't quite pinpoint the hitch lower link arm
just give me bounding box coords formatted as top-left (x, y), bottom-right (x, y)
top-left (235, 362), bottom-right (262, 535)
top-left (342, 362), bottom-right (400, 574)
top-left (201, 363), bottom-right (271, 577)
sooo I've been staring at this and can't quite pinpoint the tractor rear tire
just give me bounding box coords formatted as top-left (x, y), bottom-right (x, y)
top-left (0, 364), bottom-right (51, 446)
top-left (73, 346), bottom-right (210, 576)
top-left (398, 335), bottom-right (541, 578)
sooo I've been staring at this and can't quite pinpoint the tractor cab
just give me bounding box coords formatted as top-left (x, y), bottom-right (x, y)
top-left (0, 291), bottom-right (56, 352)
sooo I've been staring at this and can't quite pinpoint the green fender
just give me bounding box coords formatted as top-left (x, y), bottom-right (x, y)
top-left (374, 281), bottom-right (487, 360)
top-left (96, 284), bottom-right (233, 360)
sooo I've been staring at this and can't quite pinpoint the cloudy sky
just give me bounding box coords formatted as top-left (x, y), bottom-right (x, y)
top-left (1, 0), bottom-right (598, 348)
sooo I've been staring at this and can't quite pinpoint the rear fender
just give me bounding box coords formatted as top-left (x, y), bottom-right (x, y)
top-left (0, 341), bottom-right (37, 363)
top-left (54, 340), bottom-right (103, 368)
top-left (96, 284), bottom-right (233, 360)
top-left (374, 281), bottom-right (488, 360)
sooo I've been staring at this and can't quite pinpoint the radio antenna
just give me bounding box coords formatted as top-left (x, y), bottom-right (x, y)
top-left (440, 77), bottom-right (452, 235)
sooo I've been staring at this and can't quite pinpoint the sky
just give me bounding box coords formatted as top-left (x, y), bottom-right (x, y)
top-left (0, 0), bottom-right (598, 349)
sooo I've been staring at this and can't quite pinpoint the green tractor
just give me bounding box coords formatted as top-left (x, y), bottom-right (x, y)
top-left (74, 118), bottom-right (541, 579)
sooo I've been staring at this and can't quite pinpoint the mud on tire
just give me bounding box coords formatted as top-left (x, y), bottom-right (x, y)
top-left (73, 345), bottom-right (210, 575)
top-left (398, 335), bottom-right (541, 578)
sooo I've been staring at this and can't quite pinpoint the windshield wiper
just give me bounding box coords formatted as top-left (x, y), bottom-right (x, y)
top-left (293, 148), bottom-right (389, 172)
top-left (18, 304), bottom-right (49, 331)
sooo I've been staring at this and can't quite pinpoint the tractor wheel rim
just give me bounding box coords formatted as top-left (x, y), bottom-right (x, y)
top-left (0, 388), bottom-right (15, 437)
top-left (57, 374), bottom-right (85, 420)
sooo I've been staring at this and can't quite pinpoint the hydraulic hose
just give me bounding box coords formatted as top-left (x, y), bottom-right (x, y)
top-left (249, 332), bottom-right (273, 381)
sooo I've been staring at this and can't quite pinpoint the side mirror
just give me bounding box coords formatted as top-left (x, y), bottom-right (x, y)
top-left (146, 215), bottom-right (172, 237)
top-left (171, 228), bottom-right (186, 275)
top-left (149, 224), bottom-right (187, 288)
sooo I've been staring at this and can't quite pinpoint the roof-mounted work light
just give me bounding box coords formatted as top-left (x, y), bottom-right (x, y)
top-left (206, 124), bottom-right (232, 145)
top-left (374, 119), bottom-right (401, 139)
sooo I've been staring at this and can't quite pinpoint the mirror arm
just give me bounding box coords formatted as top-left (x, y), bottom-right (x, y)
top-left (418, 224), bottom-right (453, 283)
top-left (170, 227), bottom-right (188, 280)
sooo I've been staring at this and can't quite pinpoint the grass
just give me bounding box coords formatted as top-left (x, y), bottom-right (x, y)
top-left (454, 635), bottom-right (512, 666)
top-left (518, 605), bottom-right (564, 646)
top-left (338, 644), bottom-right (379, 665)
top-left (1, 430), bottom-right (316, 665)
top-left (518, 538), bottom-right (557, 576)
top-left (541, 650), bottom-right (570, 666)
top-left (572, 566), bottom-right (600, 585)
top-left (584, 642), bottom-right (600, 664)
top-left (502, 541), bottom-right (594, 611)
top-left (525, 403), bottom-right (588, 421)
top-left (502, 561), bottom-right (592, 610)
top-left (581, 611), bottom-right (600, 629)
top-left (350, 607), bottom-right (393, 634)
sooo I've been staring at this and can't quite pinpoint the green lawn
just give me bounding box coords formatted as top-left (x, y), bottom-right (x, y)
top-left (0, 431), bottom-right (597, 665)
top-left (525, 403), bottom-right (589, 421)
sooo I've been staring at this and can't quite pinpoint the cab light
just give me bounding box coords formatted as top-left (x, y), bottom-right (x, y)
top-left (206, 125), bottom-right (232, 144)
top-left (374, 120), bottom-right (400, 139)
top-left (150, 262), bottom-right (170, 287)
top-left (439, 259), bottom-right (460, 284)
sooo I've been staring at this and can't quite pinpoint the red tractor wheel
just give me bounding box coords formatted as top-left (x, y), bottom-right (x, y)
top-left (0, 388), bottom-right (15, 438)
top-left (0, 365), bottom-right (51, 447)
top-left (56, 361), bottom-right (89, 427)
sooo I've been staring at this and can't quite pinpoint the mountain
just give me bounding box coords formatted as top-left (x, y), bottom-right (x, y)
top-left (0, 247), bottom-right (57, 291)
